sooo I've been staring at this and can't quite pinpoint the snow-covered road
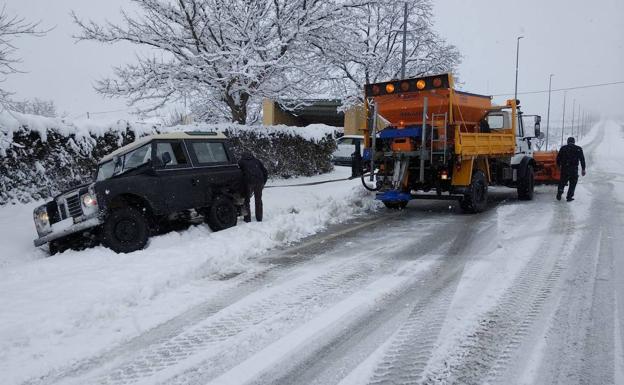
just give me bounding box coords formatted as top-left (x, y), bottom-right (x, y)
top-left (3, 121), bottom-right (624, 385)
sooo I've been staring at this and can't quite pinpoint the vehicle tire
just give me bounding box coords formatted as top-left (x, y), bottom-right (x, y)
top-left (206, 196), bottom-right (238, 232)
top-left (102, 206), bottom-right (150, 253)
top-left (383, 200), bottom-right (408, 210)
top-left (461, 170), bottom-right (488, 213)
top-left (518, 165), bottom-right (535, 201)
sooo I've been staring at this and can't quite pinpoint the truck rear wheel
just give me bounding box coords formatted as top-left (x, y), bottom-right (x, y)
top-left (206, 196), bottom-right (238, 231)
top-left (518, 165), bottom-right (535, 200)
top-left (102, 207), bottom-right (150, 253)
top-left (461, 170), bottom-right (488, 213)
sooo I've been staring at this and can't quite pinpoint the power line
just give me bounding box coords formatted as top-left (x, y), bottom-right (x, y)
top-left (491, 80), bottom-right (624, 97)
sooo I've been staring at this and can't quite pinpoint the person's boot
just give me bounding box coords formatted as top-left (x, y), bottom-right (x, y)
top-left (566, 197), bottom-right (574, 202)
top-left (556, 192), bottom-right (562, 201)
top-left (244, 215), bottom-right (251, 223)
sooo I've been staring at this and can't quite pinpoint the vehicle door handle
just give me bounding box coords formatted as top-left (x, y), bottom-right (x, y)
top-left (191, 178), bottom-right (199, 186)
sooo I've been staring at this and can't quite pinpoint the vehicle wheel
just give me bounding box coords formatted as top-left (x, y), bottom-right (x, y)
top-left (102, 206), bottom-right (150, 253)
top-left (461, 170), bottom-right (488, 213)
top-left (518, 165), bottom-right (535, 201)
top-left (383, 201), bottom-right (408, 210)
top-left (206, 196), bottom-right (238, 231)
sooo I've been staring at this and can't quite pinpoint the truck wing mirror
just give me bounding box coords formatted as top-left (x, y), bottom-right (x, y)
top-left (161, 152), bottom-right (172, 166)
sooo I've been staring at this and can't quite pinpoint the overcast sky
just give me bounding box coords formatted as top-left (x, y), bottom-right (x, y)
top-left (4, 0), bottom-right (624, 128)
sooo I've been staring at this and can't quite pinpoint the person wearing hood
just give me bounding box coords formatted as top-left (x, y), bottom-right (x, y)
top-left (238, 151), bottom-right (268, 222)
top-left (556, 136), bottom-right (586, 202)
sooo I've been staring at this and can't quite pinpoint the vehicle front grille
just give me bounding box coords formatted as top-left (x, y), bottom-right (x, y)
top-left (66, 194), bottom-right (83, 218)
top-left (58, 203), bottom-right (68, 220)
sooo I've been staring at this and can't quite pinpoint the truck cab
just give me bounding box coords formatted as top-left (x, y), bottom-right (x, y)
top-left (33, 132), bottom-right (245, 254)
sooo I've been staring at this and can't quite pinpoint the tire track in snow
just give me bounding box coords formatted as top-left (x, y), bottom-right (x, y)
top-left (76, 257), bottom-right (386, 385)
top-left (420, 201), bottom-right (576, 385)
top-left (62, 212), bottom-right (448, 385)
top-left (257, 199), bottom-right (517, 385)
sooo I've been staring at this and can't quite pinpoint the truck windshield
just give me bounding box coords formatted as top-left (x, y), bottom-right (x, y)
top-left (96, 144), bottom-right (152, 181)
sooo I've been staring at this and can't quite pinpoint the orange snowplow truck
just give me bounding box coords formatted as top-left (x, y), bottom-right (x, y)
top-left (361, 73), bottom-right (554, 212)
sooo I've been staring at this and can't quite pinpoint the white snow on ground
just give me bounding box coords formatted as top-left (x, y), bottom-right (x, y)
top-left (0, 167), bottom-right (378, 385)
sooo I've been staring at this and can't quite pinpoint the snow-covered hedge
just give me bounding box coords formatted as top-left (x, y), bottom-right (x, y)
top-left (0, 111), bottom-right (337, 205)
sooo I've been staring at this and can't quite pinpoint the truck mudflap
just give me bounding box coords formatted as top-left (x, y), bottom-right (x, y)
top-left (376, 190), bottom-right (412, 203)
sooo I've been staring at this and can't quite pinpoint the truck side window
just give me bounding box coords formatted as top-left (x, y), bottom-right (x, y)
top-left (156, 141), bottom-right (188, 167)
top-left (190, 141), bottom-right (229, 165)
top-left (487, 115), bottom-right (504, 130)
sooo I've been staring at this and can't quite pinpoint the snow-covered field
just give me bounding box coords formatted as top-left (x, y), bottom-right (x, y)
top-left (0, 167), bottom-right (378, 385)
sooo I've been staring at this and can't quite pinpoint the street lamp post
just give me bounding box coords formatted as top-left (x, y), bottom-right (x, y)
top-left (400, 2), bottom-right (408, 79)
top-left (561, 91), bottom-right (567, 146)
top-left (546, 74), bottom-right (554, 150)
top-left (571, 99), bottom-right (576, 139)
top-left (514, 36), bottom-right (524, 101)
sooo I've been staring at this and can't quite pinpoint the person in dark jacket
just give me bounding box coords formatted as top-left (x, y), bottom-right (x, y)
top-left (556, 137), bottom-right (586, 201)
top-left (238, 152), bottom-right (268, 222)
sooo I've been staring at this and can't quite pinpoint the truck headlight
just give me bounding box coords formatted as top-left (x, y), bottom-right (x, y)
top-left (33, 205), bottom-right (51, 236)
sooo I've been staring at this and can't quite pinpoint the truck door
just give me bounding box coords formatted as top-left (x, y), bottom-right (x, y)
top-left (515, 114), bottom-right (532, 156)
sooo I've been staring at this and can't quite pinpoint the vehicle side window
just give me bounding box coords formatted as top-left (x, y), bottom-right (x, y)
top-left (155, 141), bottom-right (189, 167)
top-left (189, 141), bottom-right (229, 165)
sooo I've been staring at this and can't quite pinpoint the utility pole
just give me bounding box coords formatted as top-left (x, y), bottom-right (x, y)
top-left (577, 106), bottom-right (581, 139)
top-left (546, 74), bottom-right (554, 150)
top-left (400, 2), bottom-right (408, 79)
top-left (561, 91), bottom-right (567, 146)
top-left (514, 36), bottom-right (524, 101)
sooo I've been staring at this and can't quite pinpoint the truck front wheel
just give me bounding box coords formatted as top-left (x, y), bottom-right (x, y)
top-left (102, 207), bottom-right (150, 253)
top-left (517, 165), bottom-right (535, 200)
top-left (461, 170), bottom-right (488, 213)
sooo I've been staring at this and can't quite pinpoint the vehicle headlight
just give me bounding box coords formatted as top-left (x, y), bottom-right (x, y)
top-left (33, 205), bottom-right (51, 236)
top-left (82, 193), bottom-right (97, 207)
top-left (80, 192), bottom-right (99, 216)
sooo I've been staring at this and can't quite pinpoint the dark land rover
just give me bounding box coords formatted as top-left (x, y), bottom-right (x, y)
top-left (33, 131), bottom-right (245, 254)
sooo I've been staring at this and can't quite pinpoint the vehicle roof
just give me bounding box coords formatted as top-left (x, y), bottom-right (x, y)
top-left (99, 131), bottom-right (226, 164)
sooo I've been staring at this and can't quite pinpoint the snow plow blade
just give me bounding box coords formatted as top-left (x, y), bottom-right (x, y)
top-left (534, 151), bottom-right (560, 184)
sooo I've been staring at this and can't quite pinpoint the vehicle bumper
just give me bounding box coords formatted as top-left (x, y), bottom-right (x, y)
top-left (332, 157), bottom-right (353, 166)
top-left (33, 217), bottom-right (102, 247)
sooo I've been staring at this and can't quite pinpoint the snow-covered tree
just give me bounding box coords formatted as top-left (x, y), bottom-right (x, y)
top-left (73, 0), bottom-right (368, 124)
top-left (0, 7), bottom-right (46, 108)
top-left (12, 98), bottom-right (57, 117)
top-left (321, 0), bottom-right (461, 107)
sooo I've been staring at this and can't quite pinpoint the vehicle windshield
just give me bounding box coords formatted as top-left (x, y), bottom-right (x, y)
top-left (96, 160), bottom-right (116, 181)
top-left (96, 144), bottom-right (152, 181)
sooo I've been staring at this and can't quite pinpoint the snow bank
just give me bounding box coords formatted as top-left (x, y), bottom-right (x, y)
top-left (0, 110), bottom-right (338, 204)
top-left (0, 167), bottom-right (380, 385)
